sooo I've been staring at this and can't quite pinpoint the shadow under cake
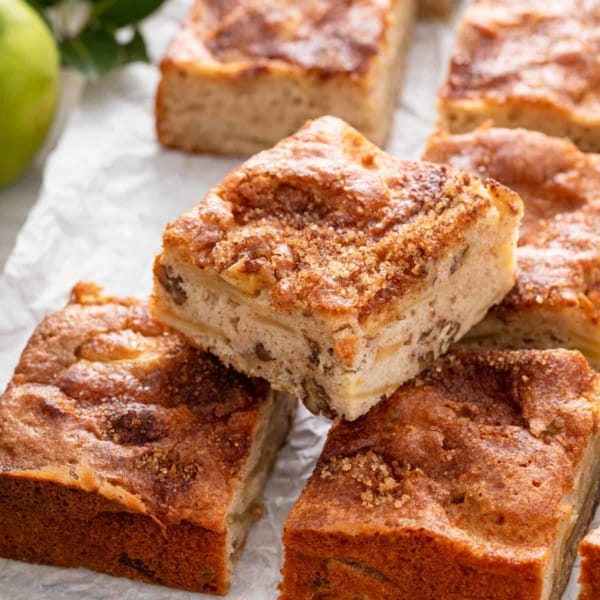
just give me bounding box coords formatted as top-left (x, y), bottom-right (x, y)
top-left (437, 0), bottom-right (600, 152)
top-left (424, 126), bottom-right (600, 369)
top-left (152, 115), bottom-right (523, 421)
top-left (156, 0), bottom-right (416, 154)
top-left (281, 349), bottom-right (600, 600)
top-left (0, 282), bottom-right (295, 595)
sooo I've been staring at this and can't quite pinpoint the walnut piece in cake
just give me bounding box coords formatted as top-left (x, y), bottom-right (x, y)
top-left (156, 0), bottom-right (416, 154)
top-left (152, 116), bottom-right (523, 420)
top-left (438, 0), bottom-right (600, 151)
top-left (281, 349), bottom-right (600, 600)
top-left (424, 126), bottom-right (600, 369)
top-left (0, 282), bottom-right (295, 594)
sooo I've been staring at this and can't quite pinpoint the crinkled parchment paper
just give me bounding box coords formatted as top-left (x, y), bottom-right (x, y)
top-left (0, 1), bottom-right (591, 597)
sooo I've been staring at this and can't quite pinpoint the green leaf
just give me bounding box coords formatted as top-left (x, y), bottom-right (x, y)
top-left (60, 25), bottom-right (150, 80)
top-left (60, 25), bottom-right (120, 80)
top-left (91, 0), bottom-right (167, 27)
top-left (116, 28), bottom-right (149, 65)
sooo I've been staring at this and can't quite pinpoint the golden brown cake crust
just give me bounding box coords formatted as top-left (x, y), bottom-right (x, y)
top-left (439, 0), bottom-right (600, 121)
top-left (424, 127), bottom-right (600, 318)
top-left (282, 350), bottom-right (600, 598)
top-left (0, 476), bottom-right (229, 594)
top-left (162, 0), bottom-right (394, 77)
top-left (161, 116), bottom-right (521, 321)
top-left (579, 528), bottom-right (600, 599)
top-left (0, 281), bottom-right (271, 531)
top-left (287, 350), bottom-right (599, 552)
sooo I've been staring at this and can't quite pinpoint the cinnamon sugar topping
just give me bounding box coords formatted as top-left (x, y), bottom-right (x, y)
top-left (164, 0), bottom-right (392, 76)
top-left (441, 0), bottom-right (600, 119)
top-left (292, 350), bottom-right (599, 549)
top-left (163, 117), bottom-right (521, 320)
top-left (0, 282), bottom-right (272, 528)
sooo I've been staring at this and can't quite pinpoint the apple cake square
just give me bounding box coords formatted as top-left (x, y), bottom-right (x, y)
top-left (156, 0), bottom-right (416, 154)
top-left (0, 282), bottom-right (295, 594)
top-left (152, 116), bottom-right (523, 420)
top-left (438, 0), bottom-right (600, 151)
top-left (281, 349), bottom-right (600, 599)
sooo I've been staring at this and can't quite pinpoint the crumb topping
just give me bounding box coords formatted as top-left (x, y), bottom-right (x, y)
top-left (290, 350), bottom-right (600, 552)
top-left (440, 0), bottom-right (600, 119)
top-left (320, 451), bottom-right (409, 509)
top-left (165, 0), bottom-right (392, 76)
top-left (0, 282), bottom-right (271, 529)
top-left (424, 127), bottom-right (600, 314)
top-left (162, 117), bottom-right (521, 321)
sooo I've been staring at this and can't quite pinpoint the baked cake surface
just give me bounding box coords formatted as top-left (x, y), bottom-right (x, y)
top-left (0, 282), bottom-right (295, 595)
top-left (156, 0), bottom-right (416, 154)
top-left (281, 349), bottom-right (600, 600)
top-left (424, 127), bottom-right (600, 368)
top-left (152, 116), bottom-right (523, 420)
top-left (438, 0), bottom-right (600, 151)
top-left (579, 527), bottom-right (600, 599)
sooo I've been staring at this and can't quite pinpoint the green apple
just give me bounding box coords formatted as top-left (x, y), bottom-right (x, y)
top-left (0, 0), bottom-right (59, 187)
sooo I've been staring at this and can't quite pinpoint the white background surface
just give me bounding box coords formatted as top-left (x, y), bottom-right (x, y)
top-left (0, 0), bottom-right (591, 597)
top-left (0, 169), bottom-right (42, 271)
